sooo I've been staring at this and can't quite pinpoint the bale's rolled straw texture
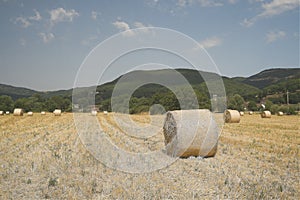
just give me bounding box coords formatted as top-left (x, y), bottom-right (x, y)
top-left (240, 111), bottom-right (244, 116)
top-left (13, 108), bottom-right (24, 116)
top-left (0, 111), bottom-right (4, 115)
top-left (53, 109), bottom-right (62, 116)
top-left (41, 111), bottom-right (46, 115)
top-left (224, 109), bottom-right (240, 123)
top-left (163, 109), bottom-right (219, 158)
top-left (277, 111), bottom-right (283, 116)
top-left (261, 111), bottom-right (271, 118)
top-left (249, 111), bottom-right (253, 115)
top-left (27, 111), bottom-right (33, 116)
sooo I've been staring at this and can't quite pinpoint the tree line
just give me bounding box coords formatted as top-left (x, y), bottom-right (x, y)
top-left (0, 94), bottom-right (72, 112)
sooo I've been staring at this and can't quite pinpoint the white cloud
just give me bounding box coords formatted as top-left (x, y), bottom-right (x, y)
top-left (266, 30), bottom-right (286, 43)
top-left (91, 11), bottom-right (99, 20)
top-left (81, 35), bottom-right (98, 46)
top-left (198, 0), bottom-right (223, 7)
top-left (242, 0), bottom-right (299, 27)
top-left (112, 21), bottom-right (135, 36)
top-left (29, 9), bottom-right (42, 21)
top-left (199, 36), bottom-right (222, 49)
top-left (228, 0), bottom-right (238, 4)
top-left (49, 8), bottom-right (79, 24)
top-left (14, 9), bottom-right (42, 28)
top-left (39, 32), bottom-right (55, 43)
top-left (15, 16), bottom-right (31, 28)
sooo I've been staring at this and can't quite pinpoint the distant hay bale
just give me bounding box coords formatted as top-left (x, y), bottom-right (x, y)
top-left (13, 108), bottom-right (24, 116)
top-left (224, 109), bottom-right (240, 123)
top-left (261, 111), bottom-right (271, 118)
top-left (0, 111), bottom-right (4, 115)
top-left (249, 111), bottom-right (253, 115)
top-left (239, 111), bottom-right (244, 116)
top-left (5, 111), bottom-right (10, 115)
top-left (277, 111), bottom-right (283, 116)
top-left (53, 109), bottom-right (62, 116)
top-left (41, 111), bottom-right (46, 115)
top-left (103, 111), bottom-right (108, 115)
top-left (27, 111), bottom-right (33, 116)
top-left (91, 110), bottom-right (97, 116)
top-left (163, 109), bottom-right (219, 158)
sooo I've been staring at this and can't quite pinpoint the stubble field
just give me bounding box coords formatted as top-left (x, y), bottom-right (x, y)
top-left (0, 112), bottom-right (299, 199)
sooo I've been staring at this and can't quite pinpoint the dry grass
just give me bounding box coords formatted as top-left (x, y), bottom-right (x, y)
top-left (0, 113), bottom-right (299, 199)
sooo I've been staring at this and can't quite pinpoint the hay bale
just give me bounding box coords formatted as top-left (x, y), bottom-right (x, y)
top-left (27, 111), bottom-right (33, 116)
top-left (0, 111), bottom-right (4, 115)
top-left (103, 111), bottom-right (108, 115)
top-left (13, 108), bottom-right (24, 116)
top-left (5, 111), bottom-right (10, 115)
top-left (91, 110), bottom-right (97, 116)
top-left (277, 111), bottom-right (283, 116)
top-left (239, 111), bottom-right (244, 116)
top-left (53, 109), bottom-right (62, 116)
top-left (261, 111), bottom-right (271, 118)
top-left (163, 109), bottom-right (219, 158)
top-left (249, 111), bottom-right (253, 115)
top-left (224, 109), bottom-right (240, 123)
top-left (41, 111), bottom-right (46, 115)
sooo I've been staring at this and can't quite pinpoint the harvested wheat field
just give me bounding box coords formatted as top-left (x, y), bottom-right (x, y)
top-left (0, 113), bottom-right (299, 199)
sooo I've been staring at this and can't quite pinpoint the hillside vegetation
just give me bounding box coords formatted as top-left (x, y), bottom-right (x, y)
top-left (0, 68), bottom-right (299, 114)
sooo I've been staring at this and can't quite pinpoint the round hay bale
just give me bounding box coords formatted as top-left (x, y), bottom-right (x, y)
top-left (53, 109), bottom-right (62, 116)
top-left (239, 111), bottom-right (244, 116)
top-left (249, 111), bottom-right (253, 115)
top-left (277, 111), bottom-right (283, 116)
top-left (5, 111), bottom-right (10, 115)
top-left (91, 110), bottom-right (97, 116)
top-left (41, 111), bottom-right (46, 115)
top-left (224, 109), bottom-right (240, 123)
top-left (163, 109), bottom-right (219, 158)
top-left (13, 108), bottom-right (24, 116)
top-left (261, 110), bottom-right (271, 118)
top-left (27, 111), bottom-right (33, 116)
top-left (103, 111), bottom-right (108, 115)
top-left (0, 111), bottom-right (4, 115)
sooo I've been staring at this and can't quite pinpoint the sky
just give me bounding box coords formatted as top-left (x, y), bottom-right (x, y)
top-left (0, 0), bottom-right (299, 91)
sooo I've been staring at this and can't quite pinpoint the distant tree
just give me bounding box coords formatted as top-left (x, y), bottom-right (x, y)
top-left (0, 95), bottom-right (14, 112)
top-left (228, 94), bottom-right (245, 111)
top-left (247, 101), bottom-right (258, 111)
top-left (265, 100), bottom-right (273, 111)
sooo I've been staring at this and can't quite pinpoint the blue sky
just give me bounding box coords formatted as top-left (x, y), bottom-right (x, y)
top-left (0, 0), bottom-right (299, 91)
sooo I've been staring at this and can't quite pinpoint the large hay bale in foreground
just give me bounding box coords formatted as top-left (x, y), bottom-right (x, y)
top-left (163, 109), bottom-right (219, 158)
top-left (27, 111), bottom-right (33, 116)
top-left (53, 109), bottom-right (62, 116)
top-left (277, 111), bottom-right (283, 116)
top-left (261, 111), bottom-right (271, 118)
top-left (224, 109), bottom-right (240, 123)
top-left (0, 111), bottom-right (4, 115)
top-left (13, 108), bottom-right (24, 116)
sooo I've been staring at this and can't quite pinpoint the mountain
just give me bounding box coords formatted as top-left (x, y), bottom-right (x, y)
top-left (241, 68), bottom-right (300, 89)
top-left (0, 68), bottom-right (299, 103)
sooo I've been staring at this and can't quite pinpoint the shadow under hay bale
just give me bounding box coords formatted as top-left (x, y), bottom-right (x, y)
top-left (163, 109), bottom-right (219, 158)
top-left (224, 109), bottom-right (240, 123)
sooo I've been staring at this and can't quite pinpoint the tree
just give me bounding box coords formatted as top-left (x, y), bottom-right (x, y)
top-left (247, 101), bottom-right (258, 111)
top-left (0, 95), bottom-right (14, 112)
top-left (228, 94), bottom-right (245, 111)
